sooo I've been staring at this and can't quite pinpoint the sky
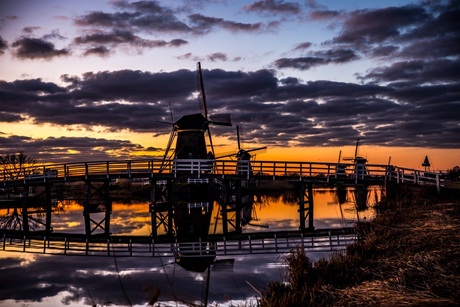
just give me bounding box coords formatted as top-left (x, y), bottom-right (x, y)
top-left (0, 0), bottom-right (459, 170)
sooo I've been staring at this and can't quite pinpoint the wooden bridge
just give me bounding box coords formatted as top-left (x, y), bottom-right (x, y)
top-left (1, 158), bottom-right (445, 189)
top-left (0, 158), bottom-right (444, 258)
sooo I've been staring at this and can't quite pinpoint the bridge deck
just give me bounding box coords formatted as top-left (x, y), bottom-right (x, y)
top-left (1, 158), bottom-right (445, 189)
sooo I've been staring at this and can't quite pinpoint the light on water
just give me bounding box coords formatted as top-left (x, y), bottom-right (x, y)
top-left (0, 185), bottom-right (383, 306)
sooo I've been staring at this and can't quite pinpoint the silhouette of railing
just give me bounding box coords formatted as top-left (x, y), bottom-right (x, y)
top-left (1, 231), bottom-right (356, 257)
top-left (1, 158), bottom-right (445, 190)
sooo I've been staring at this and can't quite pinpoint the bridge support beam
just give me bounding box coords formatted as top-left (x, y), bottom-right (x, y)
top-left (45, 183), bottom-right (53, 234)
top-left (83, 180), bottom-right (112, 237)
top-left (21, 184), bottom-right (30, 233)
top-left (220, 179), bottom-right (242, 235)
top-left (150, 179), bottom-right (174, 237)
top-left (297, 181), bottom-right (314, 231)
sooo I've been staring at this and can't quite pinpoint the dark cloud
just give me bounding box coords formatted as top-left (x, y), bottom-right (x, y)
top-left (308, 9), bottom-right (343, 21)
top-left (244, 0), bottom-right (302, 15)
top-left (74, 30), bottom-right (187, 49)
top-left (0, 36), bottom-right (7, 54)
top-left (42, 29), bottom-right (67, 41)
top-left (361, 59), bottom-right (460, 85)
top-left (71, 1), bottom-right (267, 56)
top-left (0, 134), bottom-right (156, 163)
top-left (292, 41), bottom-right (312, 51)
top-left (82, 46), bottom-right (111, 57)
top-left (11, 37), bottom-right (69, 59)
top-left (1, 62), bottom-right (458, 156)
top-left (274, 49), bottom-right (358, 70)
top-left (22, 26), bottom-right (40, 33)
top-left (276, 1), bottom-right (459, 76)
top-left (74, 1), bottom-right (268, 36)
top-left (188, 14), bottom-right (265, 34)
top-left (207, 52), bottom-right (227, 62)
top-left (333, 6), bottom-right (429, 45)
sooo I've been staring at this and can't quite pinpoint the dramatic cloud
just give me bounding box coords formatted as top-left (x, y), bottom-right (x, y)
top-left (274, 49), bottom-right (359, 70)
top-left (188, 14), bottom-right (265, 34)
top-left (0, 134), bottom-right (157, 163)
top-left (74, 31), bottom-right (188, 50)
top-left (82, 46), bottom-right (111, 57)
top-left (11, 37), bottom-right (69, 59)
top-left (1, 61), bottom-right (458, 162)
top-left (244, 0), bottom-right (302, 15)
top-left (0, 0), bottom-right (458, 163)
top-left (334, 6), bottom-right (429, 45)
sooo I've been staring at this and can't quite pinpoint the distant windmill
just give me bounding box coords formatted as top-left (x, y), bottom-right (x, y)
top-left (422, 155), bottom-right (431, 171)
top-left (342, 139), bottom-right (368, 177)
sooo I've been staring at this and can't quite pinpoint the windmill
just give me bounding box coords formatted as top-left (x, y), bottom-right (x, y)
top-left (216, 125), bottom-right (267, 174)
top-left (215, 125), bottom-right (267, 230)
top-left (160, 62), bottom-right (231, 167)
top-left (156, 63), bottom-right (233, 273)
top-left (342, 139), bottom-right (368, 178)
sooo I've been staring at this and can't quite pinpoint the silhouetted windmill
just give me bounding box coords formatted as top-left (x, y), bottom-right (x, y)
top-left (343, 139), bottom-right (368, 177)
top-left (156, 62), bottom-right (233, 273)
top-left (422, 155), bottom-right (431, 171)
top-left (160, 62), bottom-right (231, 167)
top-left (217, 125), bottom-right (267, 172)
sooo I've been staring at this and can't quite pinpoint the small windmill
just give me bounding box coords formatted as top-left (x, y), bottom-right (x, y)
top-left (342, 139), bottom-right (368, 177)
top-left (422, 155), bottom-right (431, 171)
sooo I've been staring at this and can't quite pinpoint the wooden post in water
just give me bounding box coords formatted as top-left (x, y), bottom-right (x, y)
top-left (22, 184), bottom-right (30, 233)
top-left (297, 181), bottom-right (314, 231)
top-left (45, 183), bottom-right (52, 234)
top-left (83, 180), bottom-right (112, 237)
top-left (149, 178), bottom-right (174, 237)
top-left (103, 180), bottom-right (111, 236)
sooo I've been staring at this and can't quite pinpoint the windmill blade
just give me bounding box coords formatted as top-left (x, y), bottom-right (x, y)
top-left (215, 151), bottom-right (238, 159)
top-left (354, 138), bottom-right (360, 159)
top-left (160, 126), bottom-right (177, 172)
top-left (197, 62), bottom-right (208, 120)
top-left (237, 125), bottom-right (241, 150)
top-left (209, 113), bottom-right (232, 126)
top-left (244, 146), bottom-right (267, 153)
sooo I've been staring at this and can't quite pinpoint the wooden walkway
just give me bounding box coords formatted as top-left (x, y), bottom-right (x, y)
top-left (1, 158), bottom-right (445, 190)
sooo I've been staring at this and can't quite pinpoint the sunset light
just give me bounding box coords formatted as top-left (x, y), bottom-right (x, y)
top-left (0, 0), bottom-right (458, 170)
top-left (0, 1), bottom-right (459, 306)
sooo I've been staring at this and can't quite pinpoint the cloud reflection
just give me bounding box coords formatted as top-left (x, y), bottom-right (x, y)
top-left (0, 250), bottom-right (337, 306)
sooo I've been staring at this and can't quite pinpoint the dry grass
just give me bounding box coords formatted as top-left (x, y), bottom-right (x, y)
top-left (259, 183), bottom-right (460, 306)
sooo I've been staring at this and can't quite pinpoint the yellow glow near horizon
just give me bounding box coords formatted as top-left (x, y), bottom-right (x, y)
top-left (1, 121), bottom-right (458, 170)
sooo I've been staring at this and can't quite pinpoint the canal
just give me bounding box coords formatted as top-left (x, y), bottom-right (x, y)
top-left (0, 185), bottom-right (383, 306)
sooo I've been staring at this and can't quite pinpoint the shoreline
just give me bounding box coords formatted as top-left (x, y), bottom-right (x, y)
top-left (259, 183), bottom-right (460, 306)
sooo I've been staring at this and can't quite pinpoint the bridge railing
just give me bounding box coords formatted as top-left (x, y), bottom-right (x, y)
top-left (1, 232), bottom-right (357, 257)
top-left (1, 158), bottom-right (445, 190)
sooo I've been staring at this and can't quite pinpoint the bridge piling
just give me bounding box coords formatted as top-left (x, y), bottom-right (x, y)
top-left (297, 182), bottom-right (314, 231)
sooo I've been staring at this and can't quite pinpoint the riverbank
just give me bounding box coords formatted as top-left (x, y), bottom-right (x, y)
top-left (259, 183), bottom-right (460, 306)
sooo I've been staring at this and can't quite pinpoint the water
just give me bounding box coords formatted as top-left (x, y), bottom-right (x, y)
top-left (0, 185), bottom-right (383, 306)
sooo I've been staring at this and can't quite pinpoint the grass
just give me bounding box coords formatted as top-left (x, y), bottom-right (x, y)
top-left (258, 182), bottom-right (460, 306)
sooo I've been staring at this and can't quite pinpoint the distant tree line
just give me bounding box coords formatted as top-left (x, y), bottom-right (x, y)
top-left (0, 151), bottom-right (37, 180)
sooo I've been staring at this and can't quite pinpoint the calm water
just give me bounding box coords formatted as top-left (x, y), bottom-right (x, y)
top-left (0, 185), bottom-right (382, 306)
